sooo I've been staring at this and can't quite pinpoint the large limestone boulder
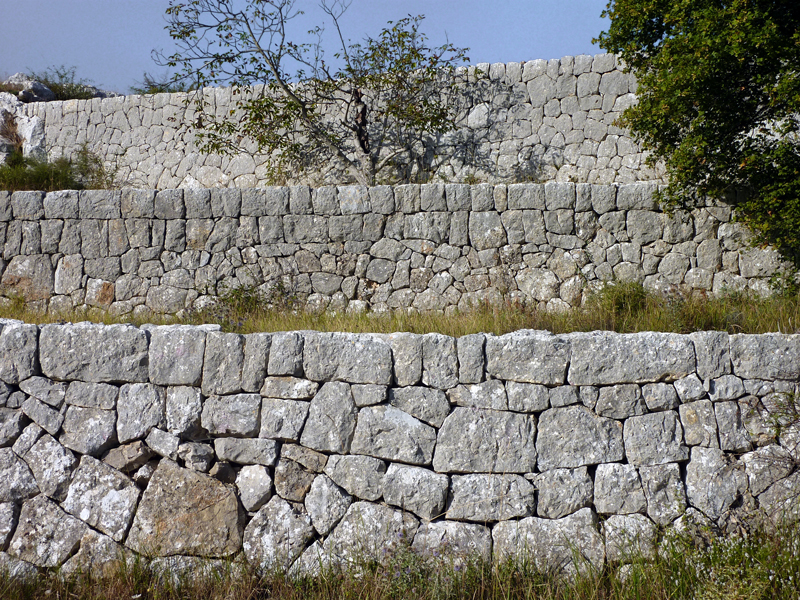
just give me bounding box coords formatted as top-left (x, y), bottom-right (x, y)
top-left (446, 474), bottom-right (535, 522)
top-left (485, 330), bottom-right (570, 385)
top-left (685, 447), bottom-right (747, 521)
top-left (303, 333), bottom-right (392, 384)
top-left (126, 460), bottom-right (243, 557)
top-left (537, 406), bottom-right (624, 470)
top-left (7, 495), bottom-right (87, 567)
top-left (351, 405), bottom-right (437, 466)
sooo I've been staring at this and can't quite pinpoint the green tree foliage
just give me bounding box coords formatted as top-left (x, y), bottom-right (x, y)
top-left (157, 0), bottom-right (469, 185)
top-left (597, 0), bottom-right (800, 265)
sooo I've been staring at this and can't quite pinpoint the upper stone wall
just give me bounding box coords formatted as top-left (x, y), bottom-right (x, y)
top-left (19, 54), bottom-right (654, 188)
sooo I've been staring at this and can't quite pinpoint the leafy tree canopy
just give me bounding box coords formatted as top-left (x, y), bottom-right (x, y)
top-left (597, 0), bottom-right (800, 265)
top-left (157, 0), bottom-right (469, 185)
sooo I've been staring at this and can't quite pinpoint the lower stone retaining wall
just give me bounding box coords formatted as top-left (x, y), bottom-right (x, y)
top-left (0, 322), bottom-right (798, 578)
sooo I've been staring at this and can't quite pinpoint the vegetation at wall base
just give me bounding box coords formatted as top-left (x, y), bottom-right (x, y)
top-left (596, 0), bottom-right (800, 267)
top-left (2, 518), bottom-right (799, 600)
top-left (0, 145), bottom-right (123, 192)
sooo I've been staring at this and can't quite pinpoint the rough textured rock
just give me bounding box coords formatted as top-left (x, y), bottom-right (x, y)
top-left (102, 441), bottom-right (155, 473)
top-left (323, 501), bottom-right (418, 565)
top-left (60, 405), bottom-right (117, 455)
top-left (506, 381), bottom-right (550, 412)
top-left (729, 334), bottom-right (800, 380)
top-left (0, 323), bottom-right (38, 385)
top-left (261, 376), bottom-right (318, 399)
top-left (533, 467), bottom-right (593, 519)
top-left (148, 325), bottom-right (206, 386)
top-left (485, 331), bottom-right (569, 385)
top-left (324, 454), bottom-right (386, 501)
top-left (448, 380), bottom-right (508, 410)
top-left (457, 334), bottom-right (486, 384)
top-left (300, 382), bottom-right (357, 453)
top-left (145, 428), bottom-right (180, 460)
top-left (24, 433), bottom-right (76, 501)
top-left (165, 386), bottom-right (203, 438)
top-left (0, 448), bottom-right (38, 502)
top-left (305, 474), bottom-right (352, 536)
top-left (679, 401), bottom-right (719, 448)
top-left (411, 521), bottom-right (493, 565)
top-left (243, 496), bottom-right (314, 571)
top-left (117, 383), bottom-right (166, 443)
top-left (267, 333), bottom-right (304, 377)
top-left (303, 333), bottom-right (392, 384)
top-left (624, 412), bottom-right (689, 466)
top-left (0, 502), bottom-right (19, 551)
top-left (65, 381), bottom-right (118, 409)
top-left (685, 447), bottom-right (747, 521)
top-left (741, 445), bottom-right (794, 496)
top-left (568, 332), bottom-right (695, 385)
top-left (40, 323), bottom-right (148, 383)
top-left (388, 386), bottom-right (450, 428)
top-left (434, 408), bottom-right (536, 473)
top-left (603, 514), bottom-right (657, 563)
top-left (19, 377), bottom-right (66, 408)
top-left (446, 474), bottom-right (535, 521)
top-left (758, 471), bottom-right (800, 524)
top-left (259, 398), bottom-right (308, 441)
top-left (639, 463), bottom-right (687, 525)
top-left (62, 456), bottom-right (140, 542)
top-left (493, 508), bottom-right (605, 574)
top-left (537, 406), bottom-right (624, 470)
top-left (594, 463), bottom-right (647, 515)
top-left (0, 408), bottom-right (25, 447)
top-left (201, 393), bottom-right (260, 437)
top-left (422, 334), bottom-right (459, 389)
top-left (21, 397), bottom-right (62, 435)
top-left (387, 332), bottom-right (422, 387)
top-left (126, 460), bottom-right (243, 557)
top-left (351, 405), bottom-right (437, 466)
top-left (8, 495), bottom-right (87, 567)
top-left (383, 464), bottom-right (449, 520)
top-left (61, 530), bottom-right (134, 578)
top-left (213, 438), bottom-right (278, 466)
top-left (236, 465), bottom-right (273, 511)
top-left (595, 384), bottom-right (647, 419)
top-left (242, 333), bottom-right (271, 392)
top-left (274, 458), bottom-right (316, 502)
top-left (202, 332), bottom-right (244, 395)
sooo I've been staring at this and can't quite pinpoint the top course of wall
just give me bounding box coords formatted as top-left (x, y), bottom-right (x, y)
top-left (18, 54), bottom-right (656, 189)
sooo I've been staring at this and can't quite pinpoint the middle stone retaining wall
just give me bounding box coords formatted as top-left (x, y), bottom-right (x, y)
top-left (1, 322), bottom-right (798, 577)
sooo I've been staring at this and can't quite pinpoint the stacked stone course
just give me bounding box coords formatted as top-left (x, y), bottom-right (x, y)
top-left (0, 183), bottom-right (786, 316)
top-left (0, 321), bottom-right (798, 577)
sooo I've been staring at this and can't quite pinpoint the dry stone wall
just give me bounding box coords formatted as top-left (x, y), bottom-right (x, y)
top-left (0, 322), bottom-right (798, 578)
top-left (17, 54), bottom-right (652, 188)
top-left (0, 183), bottom-right (786, 317)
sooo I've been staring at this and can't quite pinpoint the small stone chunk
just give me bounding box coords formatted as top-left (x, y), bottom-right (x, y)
top-left (387, 332), bottom-right (422, 387)
top-left (305, 475), bottom-right (352, 536)
top-left (201, 393), bottom-right (260, 437)
top-left (145, 428), bottom-right (180, 460)
top-left (457, 334), bottom-right (486, 384)
top-left (208, 461), bottom-right (236, 484)
top-left (24, 433), bottom-right (76, 501)
top-left (11, 423), bottom-right (42, 457)
top-left (624, 411), bottom-right (689, 466)
top-left (65, 381), bottom-right (118, 409)
top-left (60, 406), bottom-right (117, 456)
top-left (241, 333), bottom-right (271, 392)
top-left (685, 447), bottom-right (747, 521)
top-left (0, 323), bottom-right (39, 385)
top-left (674, 374), bottom-right (706, 402)
top-left (324, 455), bottom-right (386, 501)
top-left (594, 463), bottom-right (647, 515)
top-left (549, 385), bottom-right (580, 408)
top-left (506, 381), bottom-right (550, 412)
top-left (707, 375), bottom-right (746, 402)
top-left (300, 382), bottom-right (358, 454)
top-left (260, 377), bottom-right (318, 399)
top-left (19, 377), bottom-right (66, 408)
top-left (595, 384), bottom-right (647, 419)
top-left (5, 392), bottom-right (25, 409)
top-left (259, 398), bottom-right (309, 441)
top-left (447, 474), bottom-right (535, 522)
top-left (202, 332), bottom-right (245, 396)
top-left (448, 380), bottom-right (508, 410)
top-left (422, 333), bottom-right (459, 389)
top-left (117, 383), bottom-right (166, 444)
top-left (389, 386), bottom-right (450, 428)
top-left (62, 456), bottom-right (141, 542)
top-left (236, 465), bottom-right (273, 512)
top-left (383, 464), bottom-right (449, 520)
top-left (103, 441), bottom-right (156, 473)
top-left (0, 448), bottom-right (38, 503)
top-left (274, 459), bottom-right (316, 503)
top-left (165, 386), bottom-right (203, 438)
top-left (177, 442), bottom-right (215, 472)
top-left (0, 502), bottom-right (20, 552)
top-left (21, 397), bottom-right (62, 436)
top-left (532, 467), bottom-right (593, 519)
top-left (213, 438), bottom-right (278, 466)
top-left (8, 495), bottom-right (87, 567)
top-left (267, 333), bottom-right (304, 377)
top-left (639, 463), bottom-right (687, 525)
top-left (715, 402), bottom-right (752, 452)
top-left (243, 496), bottom-right (315, 571)
top-left (280, 444), bottom-right (328, 472)
top-left (537, 406), bottom-right (624, 470)
top-left (642, 383), bottom-right (680, 411)
top-left (133, 460), bottom-right (158, 487)
top-left (351, 384), bottom-right (387, 407)
top-left (679, 401), bottom-right (719, 448)
top-left (0, 408), bottom-right (25, 447)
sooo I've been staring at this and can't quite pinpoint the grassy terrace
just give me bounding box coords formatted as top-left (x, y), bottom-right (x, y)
top-left (2, 519), bottom-right (799, 600)
top-left (2, 282), bottom-right (799, 336)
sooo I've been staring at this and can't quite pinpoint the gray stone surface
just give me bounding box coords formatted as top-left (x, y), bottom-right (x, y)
top-left (65, 381), bottom-right (118, 409)
top-left (389, 386), bottom-right (450, 428)
top-left (117, 383), bottom-right (166, 443)
top-left (19, 377), bottom-right (65, 408)
top-left (21, 397), bottom-right (62, 435)
top-left (506, 381), bottom-right (550, 412)
top-left (8, 495), bottom-right (87, 567)
top-left (236, 465), bottom-right (273, 511)
top-left (324, 454), bottom-right (386, 501)
top-left (642, 383), bottom-right (680, 411)
top-left (126, 460), bottom-right (243, 557)
top-left (213, 437), bottom-right (278, 466)
top-left (457, 334), bottom-right (485, 384)
top-left (411, 521), bottom-right (492, 565)
top-left (145, 428), bottom-right (180, 459)
top-left (0, 325), bottom-right (38, 385)
top-left (242, 333), bottom-right (271, 392)
top-left (446, 474), bottom-right (535, 521)
top-left (434, 408), bottom-right (536, 473)
top-left (639, 463), bottom-right (687, 525)
top-left (383, 463), bottom-right (449, 520)
top-left (60, 405), bottom-right (117, 455)
top-left (260, 376), bottom-right (318, 399)
top-left (148, 325), bottom-right (206, 386)
top-left (0, 408), bottom-right (24, 447)
top-left (303, 333), bottom-right (392, 384)
top-left (568, 332), bottom-right (695, 385)
top-left (267, 333), bottom-right (304, 377)
top-left (422, 334), bottom-right (459, 389)
top-left (742, 445), bottom-right (794, 496)
top-left (685, 446), bottom-right (747, 521)
top-left (448, 380), bottom-right (508, 410)
top-left (305, 474), bottom-right (352, 536)
top-left (0, 502), bottom-right (18, 551)
top-left (102, 440), bottom-right (155, 473)
top-left (274, 458), bottom-right (316, 502)
top-left (594, 463), bottom-right (647, 515)
top-left (595, 384), bottom-right (646, 419)
top-left (387, 332), bottom-right (422, 387)
top-left (177, 442), bottom-right (215, 472)
top-left (300, 382), bottom-right (357, 453)
top-left (61, 530), bottom-right (134, 579)
top-left (0, 448), bottom-right (38, 502)
top-left (603, 514), bottom-right (657, 563)
top-left (260, 398), bottom-right (309, 441)
top-left (351, 405), bottom-right (437, 466)
top-left (532, 467), bottom-right (593, 518)
top-left (202, 332), bottom-right (244, 395)
top-left (62, 456), bottom-right (140, 542)
top-left (624, 412), bottom-right (689, 466)
top-left (730, 334), bottom-right (800, 380)
top-left (165, 386), bottom-right (203, 438)
top-left (243, 496), bottom-right (314, 571)
top-left (24, 433), bottom-right (76, 501)
top-left (201, 393), bottom-right (260, 437)
top-left (486, 331), bottom-right (569, 385)
top-left (537, 406), bottom-right (624, 470)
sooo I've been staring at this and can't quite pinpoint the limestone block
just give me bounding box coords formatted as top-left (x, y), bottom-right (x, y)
top-left (1, 255), bottom-right (54, 301)
top-left (62, 456), bottom-right (140, 542)
top-left (641, 383), bottom-right (680, 411)
top-left (60, 529), bottom-right (134, 579)
top-left (351, 384), bottom-right (386, 407)
top-left (469, 212), bottom-right (507, 250)
top-left (387, 332), bottom-right (422, 387)
top-left (236, 465), bottom-right (273, 512)
top-left (260, 398), bottom-right (308, 442)
top-left (594, 463), bottom-right (647, 515)
top-left (145, 428), bottom-right (180, 460)
top-left (19, 377), bottom-right (64, 409)
top-left (242, 333), bottom-right (271, 392)
top-left (624, 412), bottom-right (688, 466)
top-left (40, 323), bottom-right (149, 383)
top-left (674, 374), bottom-right (706, 403)
top-left (0, 448), bottom-right (38, 503)
top-left (165, 386), bottom-right (203, 438)
top-left (447, 380), bottom-right (508, 410)
top-left (299, 382), bottom-right (357, 453)
top-left (351, 405), bottom-right (437, 466)
top-left (8, 495), bottom-right (87, 567)
top-left (0, 408), bottom-right (24, 447)
top-left (715, 402), bottom-right (751, 452)
top-left (148, 325), bottom-right (206, 386)
top-left (0, 502), bottom-right (19, 553)
top-left (603, 514), bottom-right (657, 563)
top-left (506, 381), bottom-right (550, 412)
top-left (0, 552), bottom-right (37, 580)
top-left (758, 471), bottom-right (800, 524)
top-left (486, 330), bottom-right (569, 385)
top-left (303, 333), bottom-right (392, 385)
top-left (213, 437), bottom-right (278, 466)
top-left (60, 406), bottom-right (117, 456)
top-left (0, 323), bottom-right (38, 385)
top-left (707, 375), bottom-right (746, 402)
top-left (411, 521), bottom-right (492, 565)
top-left (533, 466), bottom-right (593, 518)
top-left (324, 454), bottom-right (386, 501)
top-left (383, 464), bottom-right (449, 520)
top-left (679, 401), bottom-right (719, 448)
top-left (689, 331), bottom-right (731, 380)
top-left (741, 445), bottom-right (794, 495)
top-left (202, 332), bottom-right (244, 396)
top-left (447, 474), bottom-right (535, 521)
top-left (243, 496), bottom-right (314, 571)
top-left (421, 333), bottom-right (459, 390)
top-left (305, 474), bottom-right (352, 536)
top-left (639, 463), bottom-right (687, 525)
top-left (280, 444), bottom-right (327, 472)
top-left (201, 393), bottom-right (260, 437)
top-left (273, 458), bottom-right (315, 503)
top-left (568, 331), bottom-right (695, 385)
top-left (80, 190), bottom-right (121, 219)
top-left (537, 406), bottom-right (624, 470)
top-left (117, 383), bottom-right (166, 443)
top-left (730, 333), bottom-right (800, 380)
top-left (21, 397), bottom-right (62, 436)
top-left (24, 433), bottom-right (76, 501)
top-left (260, 376), bottom-right (318, 399)
top-left (595, 384), bottom-right (647, 419)
top-left (388, 386), bottom-right (450, 428)
top-left (493, 508), bottom-right (604, 574)
top-left (685, 446), bottom-right (747, 521)
top-left (127, 460), bottom-right (243, 557)
top-left (434, 408), bottom-right (536, 473)
top-left (102, 441), bottom-right (155, 473)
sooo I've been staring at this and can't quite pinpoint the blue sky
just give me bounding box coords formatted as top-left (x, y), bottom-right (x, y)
top-left (3, 0), bottom-right (610, 94)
